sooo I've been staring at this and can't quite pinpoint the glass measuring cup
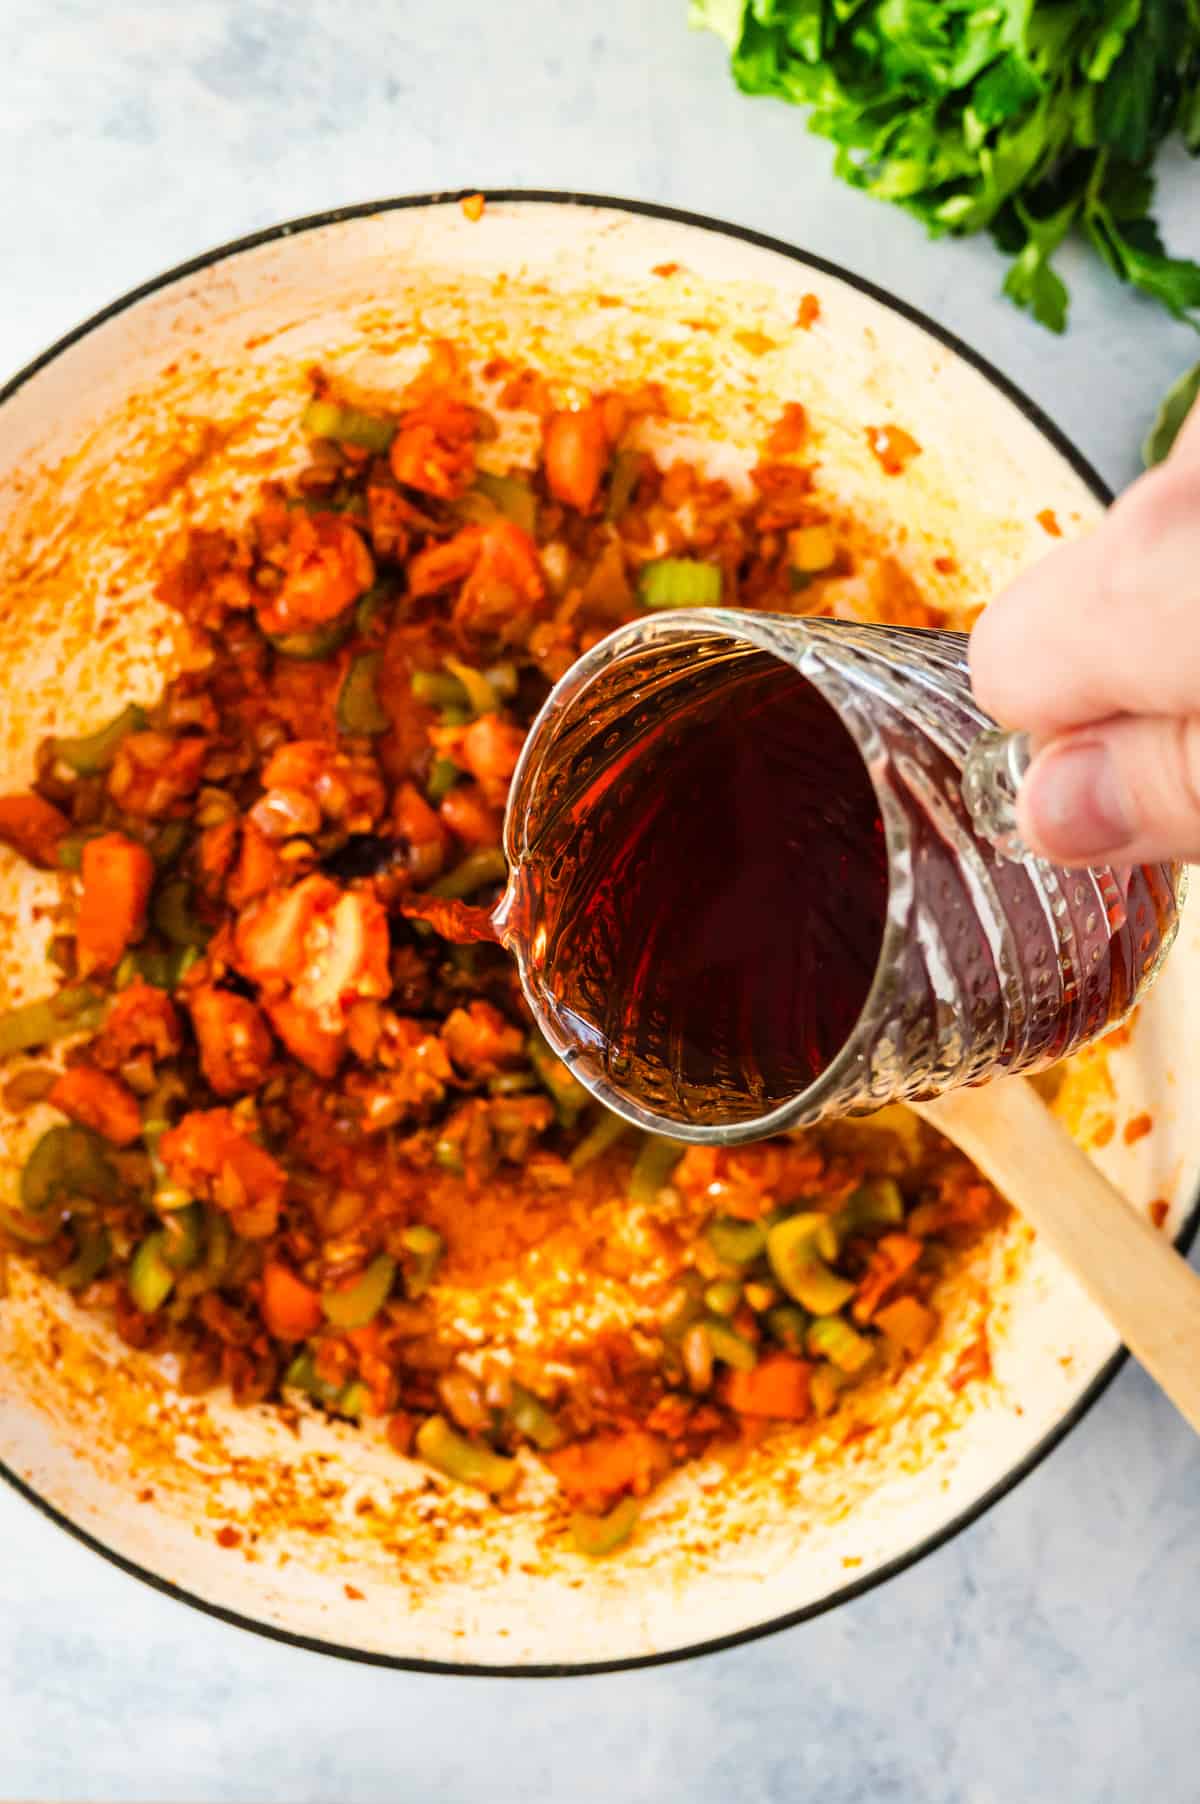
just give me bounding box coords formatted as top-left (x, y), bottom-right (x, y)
top-left (495, 611), bottom-right (1185, 1145)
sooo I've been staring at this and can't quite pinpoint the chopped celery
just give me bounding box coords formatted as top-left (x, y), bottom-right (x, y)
top-left (21, 1125), bottom-right (116, 1215)
top-left (471, 470), bottom-right (538, 536)
top-left (703, 1278), bottom-right (742, 1317)
top-left (355, 578), bottom-right (396, 635)
top-left (153, 820), bottom-right (189, 867)
top-left (267, 611), bottom-right (354, 661)
top-left (704, 1318), bottom-right (758, 1371)
top-left (659, 1273), bottom-right (705, 1338)
top-left (160, 1202), bottom-right (205, 1271)
top-left (336, 1380), bottom-right (371, 1419)
top-left (201, 1208), bottom-right (231, 1285)
top-left (426, 756), bottom-right (462, 803)
top-left (568, 1109), bottom-right (632, 1170)
top-left (483, 662), bottom-right (518, 700)
top-left (807, 1314), bottom-right (874, 1373)
top-left (336, 651), bottom-right (389, 736)
top-left (152, 878), bottom-right (210, 948)
top-left (605, 448), bottom-right (642, 521)
top-left (301, 397), bottom-right (395, 454)
top-left (767, 1212), bottom-right (856, 1315)
top-left (415, 1414), bottom-right (517, 1494)
top-left (704, 1215), bottom-right (765, 1269)
top-left (52, 704), bottom-right (147, 775)
top-left (507, 1383), bottom-right (564, 1451)
top-left (429, 847), bottom-right (507, 900)
top-left (400, 1223), bottom-right (443, 1298)
top-left (638, 558), bottom-right (722, 610)
top-left (840, 1177), bottom-right (905, 1234)
top-left (0, 986), bottom-right (104, 1058)
top-left (570, 1495), bottom-right (640, 1556)
top-left (59, 1221), bottom-right (111, 1291)
top-left (283, 1349), bottom-right (342, 1407)
top-left (810, 1361), bottom-right (848, 1416)
top-left (443, 656), bottom-right (499, 718)
top-left (528, 1033), bottom-right (589, 1126)
top-left (628, 1134), bottom-right (685, 1206)
top-left (411, 670), bottom-right (467, 709)
top-left (129, 1232), bottom-right (175, 1312)
top-left (765, 1303), bottom-right (810, 1353)
top-left (321, 1252), bottom-right (396, 1329)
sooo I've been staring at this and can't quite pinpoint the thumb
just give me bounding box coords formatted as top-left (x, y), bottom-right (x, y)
top-left (1018, 716), bottom-right (1200, 867)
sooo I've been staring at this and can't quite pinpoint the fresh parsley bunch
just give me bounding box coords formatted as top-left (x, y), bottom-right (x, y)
top-left (692, 0), bottom-right (1200, 331)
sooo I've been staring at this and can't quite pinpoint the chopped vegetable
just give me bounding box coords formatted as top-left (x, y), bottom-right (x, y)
top-left (399, 1223), bottom-right (443, 1297)
top-left (528, 1032), bottom-right (589, 1126)
top-left (570, 1495), bottom-right (640, 1556)
top-left (58, 1221), bottom-right (111, 1291)
top-left (429, 846), bottom-right (508, 900)
top-left (722, 1351), bottom-right (812, 1419)
top-left (605, 448), bottom-right (642, 521)
top-left (52, 704), bottom-right (147, 775)
top-left (469, 470), bottom-right (538, 536)
top-left (263, 1260), bottom-right (324, 1338)
top-left (160, 1202), bottom-right (205, 1272)
top-left (568, 1109), bottom-right (633, 1170)
top-left (21, 1124), bottom-right (115, 1214)
top-left (0, 986), bottom-right (104, 1059)
top-left (507, 1383), bottom-right (565, 1451)
top-left (48, 1065), bottom-right (142, 1146)
top-left (153, 878), bottom-right (210, 948)
top-left (443, 656), bottom-right (501, 718)
top-left (426, 755), bottom-right (462, 804)
top-left (76, 834), bottom-right (155, 977)
top-left (321, 1253), bottom-right (396, 1329)
top-left (765, 1302), bottom-right (809, 1354)
top-left (874, 1295), bottom-right (937, 1355)
top-left (807, 1314), bottom-right (874, 1374)
top-left (704, 1317), bottom-right (757, 1371)
top-left (267, 612), bottom-right (355, 660)
top-left (301, 397), bottom-right (396, 454)
top-left (0, 794), bottom-right (70, 867)
top-left (703, 1278), bottom-right (742, 1317)
top-left (336, 651), bottom-right (390, 736)
top-left (704, 1215), bottom-right (765, 1269)
top-left (628, 1133), bottom-right (685, 1205)
top-left (839, 1177), bottom-right (905, 1234)
top-left (129, 1231), bottom-right (175, 1312)
top-left (638, 557), bottom-right (722, 609)
top-left (693, 0), bottom-right (1200, 332)
top-left (767, 1212), bottom-right (856, 1315)
top-left (415, 1414), bottom-right (518, 1494)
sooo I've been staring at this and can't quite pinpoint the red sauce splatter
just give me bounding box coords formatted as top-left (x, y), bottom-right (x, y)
top-left (866, 424), bottom-right (921, 475)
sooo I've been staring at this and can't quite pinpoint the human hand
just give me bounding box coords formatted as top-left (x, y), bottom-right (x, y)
top-left (970, 396), bottom-right (1200, 866)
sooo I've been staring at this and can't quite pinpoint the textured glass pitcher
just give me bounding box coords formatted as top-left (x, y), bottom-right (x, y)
top-left (497, 611), bottom-right (1185, 1145)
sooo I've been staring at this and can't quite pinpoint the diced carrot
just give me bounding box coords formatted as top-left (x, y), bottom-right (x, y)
top-left (160, 1107), bottom-right (286, 1239)
top-left (874, 1295), bottom-right (937, 1356)
top-left (48, 1064), bottom-right (142, 1146)
top-left (547, 1429), bottom-right (669, 1512)
top-left (76, 833), bottom-right (155, 977)
top-left (852, 1233), bottom-right (924, 1324)
top-left (257, 513), bottom-right (374, 635)
top-left (439, 783), bottom-right (502, 850)
top-left (186, 984), bottom-right (275, 1097)
top-left (260, 1260), bottom-right (322, 1339)
top-left (393, 781), bottom-right (448, 877)
top-left (542, 404), bottom-right (611, 513)
top-left (265, 996), bottom-right (346, 1077)
top-left (722, 1352), bottom-right (812, 1420)
top-left (227, 821), bottom-right (285, 909)
top-left (92, 981), bottom-right (182, 1069)
top-left (442, 1000), bottom-right (524, 1077)
top-left (0, 793), bottom-right (70, 867)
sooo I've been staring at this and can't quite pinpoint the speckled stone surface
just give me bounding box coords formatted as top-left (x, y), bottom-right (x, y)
top-left (2, 4), bottom-right (1199, 1800)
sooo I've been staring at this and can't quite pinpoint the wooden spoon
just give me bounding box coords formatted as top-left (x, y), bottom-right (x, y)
top-left (913, 1076), bottom-right (1200, 1434)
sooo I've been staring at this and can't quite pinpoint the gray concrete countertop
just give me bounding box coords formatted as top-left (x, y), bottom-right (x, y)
top-left (2, 4), bottom-right (1199, 1799)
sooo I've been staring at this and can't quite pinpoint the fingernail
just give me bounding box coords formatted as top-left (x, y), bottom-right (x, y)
top-left (1025, 740), bottom-right (1134, 860)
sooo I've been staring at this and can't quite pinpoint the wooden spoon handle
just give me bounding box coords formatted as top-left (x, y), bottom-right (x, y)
top-left (913, 1076), bottom-right (1200, 1436)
